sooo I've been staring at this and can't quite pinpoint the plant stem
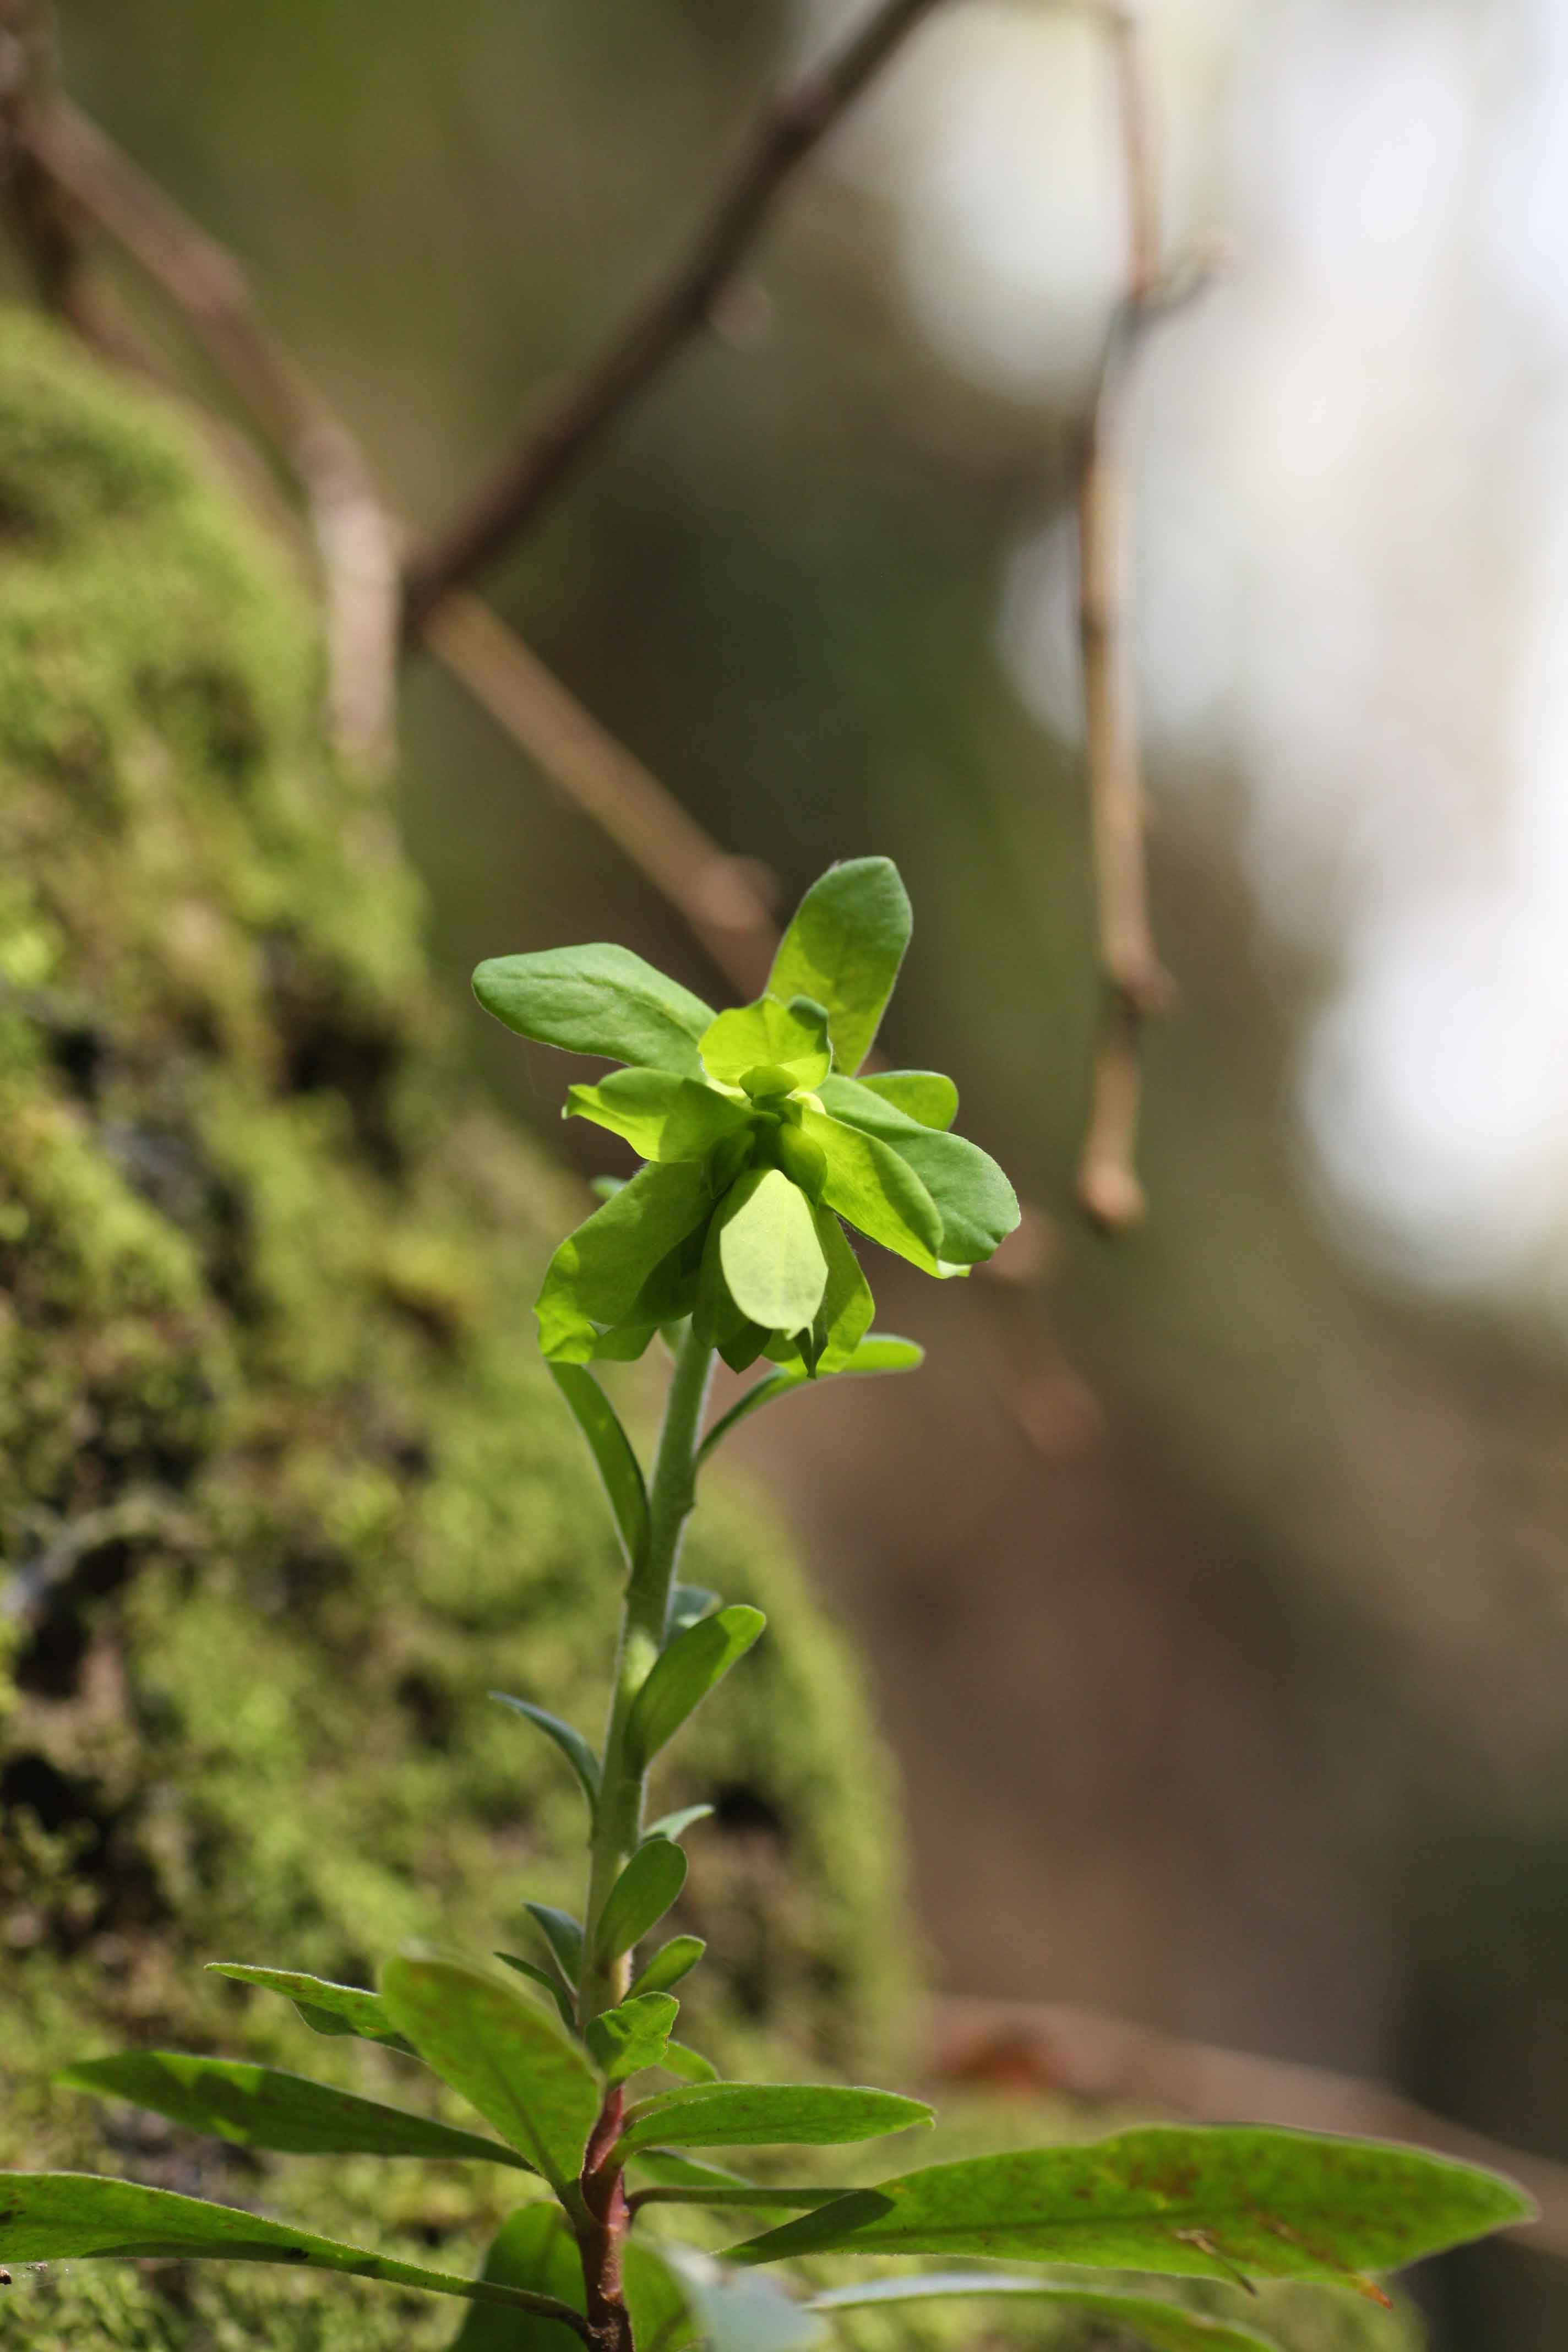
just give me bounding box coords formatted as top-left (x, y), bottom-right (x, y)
top-left (573, 1321), bottom-right (715, 2350)
top-left (579, 1319), bottom-right (715, 2031)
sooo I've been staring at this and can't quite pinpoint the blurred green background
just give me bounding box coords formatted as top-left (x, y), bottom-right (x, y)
top-left (35, 1), bottom-right (1568, 2345)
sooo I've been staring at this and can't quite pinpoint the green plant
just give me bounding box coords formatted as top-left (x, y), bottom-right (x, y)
top-left (0, 861), bottom-right (1534, 2352)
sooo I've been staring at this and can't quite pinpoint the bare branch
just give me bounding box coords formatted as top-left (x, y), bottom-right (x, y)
top-left (402, 0), bottom-right (948, 628)
top-left (19, 94), bottom-right (400, 774)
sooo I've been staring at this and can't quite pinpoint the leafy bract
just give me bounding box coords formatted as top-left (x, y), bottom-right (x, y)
top-left (626, 1605), bottom-right (767, 1768)
top-left (817, 1077), bottom-right (1019, 1266)
top-left (206, 1964), bottom-right (412, 2054)
top-left (594, 1836), bottom-right (689, 1963)
top-left (567, 1069), bottom-right (752, 1163)
top-left (767, 858), bottom-right (912, 1075)
top-left (808, 1207), bottom-right (874, 1373)
top-left (379, 1956), bottom-right (600, 2204)
top-left (58, 2053), bottom-right (531, 2170)
top-left (660, 2042), bottom-right (721, 2085)
top-left (856, 1070), bottom-right (958, 1130)
top-left (727, 2125), bottom-right (1536, 2287)
top-left (494, 1688), bottom-right (603, 1813)
top-left (494, 1952), bottom-right (576, 2033)
top-left (716, 1168), bottom-right (828, 1336)
top-left (645, 1803), bottom-right (715, 1843)
top-left (808, 2278), bottom-right (1277, 2352)
top-left (0, 2174), bottom-right (581, 2321)
top-left (585, 1991), bottom-right (679, 2083)
top-left (629, 1935), bottom-right (707, 1998)
top-left (700, 998), bottom-right (831, 1090)
top-left (537, 1161), bottom-right (712, 1362)
top-left (473, 944), bottom-right (714, 1079)
top-left (448, 2204), bottom-right (587, 2352)
top-left (619, 2082), bottom-right (932, 2157)
top-left (800, 1110), bottom-right (942, 1273)
top-left (696, 1337), bottom-right (922, 1464)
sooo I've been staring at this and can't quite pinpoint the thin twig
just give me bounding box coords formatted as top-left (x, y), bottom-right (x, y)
top-left (402, 0), bottom-right (948, 628)
top-left (1071, 2), bottom-right (1176, 1232)
top-left (20, 93), bottom-right (400, 775)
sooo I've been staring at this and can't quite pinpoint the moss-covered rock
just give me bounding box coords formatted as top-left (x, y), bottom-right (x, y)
top-left (0, 315), bottom-right (1410, 2352)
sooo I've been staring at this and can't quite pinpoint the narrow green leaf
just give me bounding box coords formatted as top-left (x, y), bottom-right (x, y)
top-left (644, 1805), bottom-right (715, 1844)
top-left (800, 1109), bottom-right (942, 1273)
top-left (630, 2149), bottom-right (752, 2191)
top-left (668, 1583), bottom-right (719, 1631)
top-left (619, 2082), bottom-right (932, 2157)
top-left (493, 1953), bottom-right (578, 2034)
top-left (567, 1070), bottom-right (753, 1163)
top-left (656, 2243), bottom-right (822, 2352)
top-left (767, 858), bottom-right (912, 1075)
top-left (493, 1689), bottom-right (603, 1812)
top-left (593, 1837), bottom-right (688, 1964)
top-left (0, 2174), bottom-right (584, 2323)
top-left (625, 1605), bottom-right (767, 1770)
top-left (808, 2279), bottom-right (1278, 2352)
top-left (522, 1903), bottom-right (584, 1987)
top-left (856, 1070), bottom-right (958, 1130)
top-left (726, 2126), bottom-right (1537, 2285)
top-left (696, 1337), bottom-right (922, 1467)
top-left (536, 1161), bottom-right (712, 1364)
top-left (630, 2152), bottom-right (840, 2215)
top-left (700, 999), bottom-right (831, 1090)
top-left (816, 1077), bottom-right (1019, 1266)
top-left (586, 1992), bottom-right (679, 2084)
top-left (715, 1168), bottom-right (829, 1336)
top-left (448, 2204), bottom-right (586, 2352)
top-left (659, 2042), bottom-right (721, 2085)
top-left (473, 944), bottom-right (714, 1079)
top-left (380, 1956), bottom-right (601, 2204)
top-left (206, 1964), bottom-right (413, 2055)
top-left (809, 1207), bottom-right (873, 1373)
top-left (58, 2053), bottom-right (533, 2170)
top-left (628, 1936), bottom-right (707, 1999)
top-left (546, 1363), bottom-right (650, 1576)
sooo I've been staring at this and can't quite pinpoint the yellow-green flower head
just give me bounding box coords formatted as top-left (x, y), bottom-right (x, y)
top-left (472, 859), bottom-right (1019, 1378)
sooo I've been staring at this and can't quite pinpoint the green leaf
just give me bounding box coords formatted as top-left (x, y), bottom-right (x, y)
top-left (473, 944), bottom-right (714, 1079)
top-left (856, 1071), bottom-right (958, 1130)
top-left (206, 1964), bottom-right (413, 2055)
top-left (659, 2042), bottom-right (721, 2085)
top-left (536, 1161), bottom-right (713, 1364)
top-left (808, 2279), bottom-right (1278, 2352)
top-left (630, 2153), bottom-right (841, 2215)
top-left (624, 2241), bottom-right (700, 2352)
top-left (696, 1336), bottom-right (922, 1466)
top-left (0, 2174), bottom-right (585, 2324)
top-left (628, 1936), bottom-right (707, 1998)
top-left (448, 2204), bottom-right (586, 2352)
top-left (668, 1583), bottom-right (719, 1631)
top-left (58, 2052), bottom-right (533, 2170)
top-left (700, 999), bottom-right (831, 1090)
top-left (715, 1168), bottom-right (829, 1336)
top-left (567, 1070), bottom-right (753, 1163)
top-left (808, 1207), bottom-right (873, 1373)
top-left (727, 2125), bottom-right (1537, 2286)
top-left (493, 1953), bottom-right (577, 2034)
top-left (625, 1605), bottom-right (767, 1768)
top-left (619, 2082), bottom-right (933, 2157)
top-left (546, 1362), bottom-right (650, 1575)
top-left (493, 1689), bottom-right (603, 1813)
top-left (380, 1956), bottom-right (601, 2205)
top-left (645, 1804), bottom-right (715, 1844)
top-left (767, 858), bottom-right (912, 1075)
top-left (522, 1903), bottom-right (585, 1987)
top-left (816, 1077), bottom-right (1019, 1266)
top-left (800, 1109), bottom-right (942, 1273)
top-left (593, 1836), bottom-right (688, 1964)
top-left (656, 2244), bottom-right (822, 2352)
top-left (586, 1992), bottom-right (679, 2083)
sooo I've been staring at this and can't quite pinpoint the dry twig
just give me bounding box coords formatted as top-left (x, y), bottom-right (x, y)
top-left (402, 0), bottom-right (948, 629)
top-left (1071, 2), bottom-right (1179, 1231)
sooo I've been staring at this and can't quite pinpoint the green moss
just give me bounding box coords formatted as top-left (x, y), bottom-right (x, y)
top-left (0, 315), bottom-right (1406, 2352)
